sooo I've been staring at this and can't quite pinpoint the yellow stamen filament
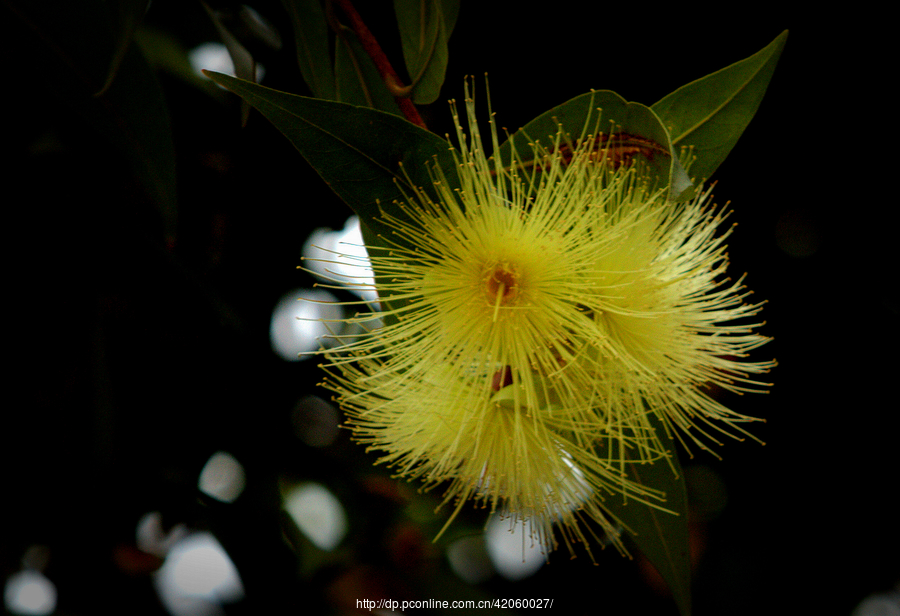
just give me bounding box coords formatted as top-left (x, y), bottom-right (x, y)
top-left (305, 82), bottom-right (774, 560)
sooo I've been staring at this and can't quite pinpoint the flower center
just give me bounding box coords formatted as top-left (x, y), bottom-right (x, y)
top-left (485, 263), bottom-right (520, 306)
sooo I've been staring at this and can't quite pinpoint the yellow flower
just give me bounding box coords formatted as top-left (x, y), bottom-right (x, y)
top-left (327, 358), bottom-right (662, 557)
top-left (309, 85), bottom-right (772, 556)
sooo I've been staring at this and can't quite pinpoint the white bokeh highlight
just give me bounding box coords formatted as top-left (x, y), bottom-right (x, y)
top-left (302, 216), bottom-right (377, 303)
top-left (3, 570), bottom-right (56, 616)
top-left (137, 511), bottom-right (189, 558)
top-left (270, 288), bottom-right (343, 361)
top-left (283, 482), bottom-right (348, 551)
top-left (154, 532), bottom-right (245, 616)
top-left (189, 42), bottom-right (265, 82)
top-left (188, 43), bottom-right (234, 77)
top-left (485, 514), bottom-right (545, 581)
top-left (198, 451), bottom-right (246, 503)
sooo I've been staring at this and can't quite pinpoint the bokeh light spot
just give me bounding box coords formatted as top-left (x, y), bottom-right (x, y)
top-left (3, 570), bottom-right (57, 616)
top-left (485, 514), bottom-right (545, 581)
top-left (302, 216), bottom-right (377, 303)
top-left (137, 511), bottom-right (189, 558)
top-left (198, 451), bottom-right (246, 503)
top-left (270, 288), bottom-right (343, 361)
top-left (154, 532), bottom-right (244, 616)
top-left (283, 483), bottom-right (348, 551)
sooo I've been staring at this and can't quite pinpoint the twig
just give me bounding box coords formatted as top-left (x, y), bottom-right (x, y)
top-left (331, 0), bottom-right (426, 129)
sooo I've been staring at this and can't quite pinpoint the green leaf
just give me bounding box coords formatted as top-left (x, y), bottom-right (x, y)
top-left (604, 416), bottom-right (692, 616)
top-left (440, 0), bottom-right (460, 36)
top-left (201, 2), bottom-right (259, 126)
top-left (282, 0), bottom-right (336, 100)
top-left (394, 0), bottom-right (458, 104)
top-left (104, 46), bottom-right (179, 240)
top-left (652, 30), bottom-right (788, 182)
top-left (334, 26), bottom-right (404, 117)
top-left (202, 3), bottom-right (257, 85)
top-left (136, 26), bottom-right (225, 99)
top-left (204, 72), bottom-right (455, 242)
top-left (97, 0), bottom-right (151, 96)
top-left (205, 72), bottom-right (456, 322)
top-left (498, 90), bottom-right (693, 201)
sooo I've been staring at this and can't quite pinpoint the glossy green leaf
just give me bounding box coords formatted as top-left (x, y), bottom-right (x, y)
top-left (204, 72), bottom-right (455, 243)
top-left (334, 27), bottom-right (403, 117)
top-left (206, 71), bottom-right (456, 322)
top-left (394, 0), bottom-right (458, 104)
top-left (282, 0), bottom-right (336, 100)
top-left (652, 30), bottom-right (787, 183)
top-left (498, 90), bottom-right (693, 201)
top-left (604, 416), bottom-right (691, 616)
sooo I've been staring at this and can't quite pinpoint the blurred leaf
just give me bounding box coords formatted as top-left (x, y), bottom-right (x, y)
top-left (2, 0), bottom-right (177, 238)
top-left (236, 5), bottom-right (283, 50)
top-left (201, 4), bottom-right (283, 126)
top-left (604, 415), bottom-right (692, 616)
top-left (604, 422), bottom-right (691, 616)
top-left (335, 26), bottom-right (403, 117)
top-left (97, 0), bottom-right (151, 95)
top-left (440, 0), bottom-right (460, 36)
top-left (394, 0), bottom-right (458, 104)
top-left (204, 72), bottom-right (455, 241)
top-left (202, 1), bottom-right (258, 124)
top-left (499, 89), bottom-right (692, 200)
top-left (104, 46), bottom-right (179, 241)
top-left (202, 2), bottom-right (257, 84)
top-left (135, 26), bottom-right (224, 99)
top-left (282, 0), bottom-right (336, 99)
top-left (652, 30), bottom-right (787, 182)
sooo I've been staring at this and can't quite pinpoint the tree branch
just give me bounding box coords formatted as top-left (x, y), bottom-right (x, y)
top-left (330, 0), bottom-right (426, 129)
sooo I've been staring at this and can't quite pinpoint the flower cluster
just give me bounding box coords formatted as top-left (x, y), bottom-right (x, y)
top-left (309, 88), bottom-right (773, 557)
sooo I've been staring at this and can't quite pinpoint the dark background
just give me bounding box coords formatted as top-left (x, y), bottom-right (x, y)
top-left (4, 2), bottom-right (896, 615)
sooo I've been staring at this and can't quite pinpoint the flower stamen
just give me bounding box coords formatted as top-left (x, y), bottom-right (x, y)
top-left (486, 262), bottom-right (520, 321)
top-left (312, 83), bottom-right (773, 561)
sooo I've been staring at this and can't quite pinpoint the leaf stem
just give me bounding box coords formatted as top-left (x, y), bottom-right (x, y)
top-left (330, 0), bottom-right (426, 129)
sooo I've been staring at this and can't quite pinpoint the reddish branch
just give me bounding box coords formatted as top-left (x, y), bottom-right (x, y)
top-left (332, 0), bottom-right (426, 129)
